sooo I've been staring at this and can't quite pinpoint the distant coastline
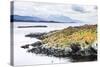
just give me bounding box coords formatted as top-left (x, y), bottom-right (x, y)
top-left (12, 20), bottom-right (78, 23)
top-left (18, 25), bottom-right (48, 28)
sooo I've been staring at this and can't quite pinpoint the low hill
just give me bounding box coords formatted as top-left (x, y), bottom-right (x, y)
top-left (41, 24), bottom-right (97, 48)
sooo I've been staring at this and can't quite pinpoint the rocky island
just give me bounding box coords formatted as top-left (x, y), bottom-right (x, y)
top-left (21, 24), bottom-right (97, 62)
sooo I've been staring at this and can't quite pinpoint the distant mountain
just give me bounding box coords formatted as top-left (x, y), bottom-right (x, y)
top-left (11, 15), bottom-right (81, 23)
top-left (10, 15), bottom-right (44, 22)
top-left (46, 15), bottom-right (82, 23)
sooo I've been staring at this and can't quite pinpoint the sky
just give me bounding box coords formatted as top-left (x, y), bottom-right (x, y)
top-left (13, 1), bottom-right (98, 23)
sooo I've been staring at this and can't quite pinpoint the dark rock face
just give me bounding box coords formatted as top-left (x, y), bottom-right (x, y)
top-left (69, 43), bottom-right (97, 62)
top-left (70, 44), bottom-right (81, 53)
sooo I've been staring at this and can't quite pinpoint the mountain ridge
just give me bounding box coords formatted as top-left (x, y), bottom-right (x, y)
top-left (11, 15), bottom-right (82, 23)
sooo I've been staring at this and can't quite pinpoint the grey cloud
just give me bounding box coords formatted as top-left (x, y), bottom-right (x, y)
top-left (71, 5), bottom-right (86, 13)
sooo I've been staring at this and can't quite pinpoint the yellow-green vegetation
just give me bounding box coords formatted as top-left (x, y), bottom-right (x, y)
top-left (42, 24), bottom-right (97, 48)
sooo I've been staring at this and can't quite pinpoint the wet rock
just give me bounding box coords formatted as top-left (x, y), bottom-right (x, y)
top-left (21, 44), bottom-right (29, 49)
top-left (31, 41), bottom-right (42, 47)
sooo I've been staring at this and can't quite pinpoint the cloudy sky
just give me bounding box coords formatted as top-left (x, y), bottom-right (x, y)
top-left (13, 1), bottom-right (98, 23)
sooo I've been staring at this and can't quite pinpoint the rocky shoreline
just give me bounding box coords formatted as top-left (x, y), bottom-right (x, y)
top-left (21, 24), bottom-right (97, 62)
top-left (21, 41), bottom-right (97, 62)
